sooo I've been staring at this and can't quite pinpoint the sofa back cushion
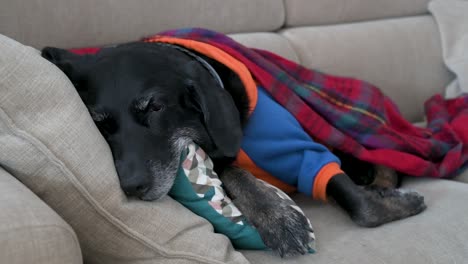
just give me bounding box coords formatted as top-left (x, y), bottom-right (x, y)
top-left (284, 0), bottom-right (431, 26)
top-left (280, 16), bottom-right (453, 121)
top-left (0, 0), bottom-right (284, 49)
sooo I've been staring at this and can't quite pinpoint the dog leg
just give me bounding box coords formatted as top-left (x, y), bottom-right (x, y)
top-left (371, 164), bottom-right (400, 188)
top-left (219, 166), bottom-right (313, 257)
top-left (327, 174), bottom-right (426, 227)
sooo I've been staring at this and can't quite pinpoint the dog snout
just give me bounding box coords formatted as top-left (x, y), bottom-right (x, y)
top-left (120, 177), bottom-right (151, 196)
top-left (115, 161), bottom-right (152, 197)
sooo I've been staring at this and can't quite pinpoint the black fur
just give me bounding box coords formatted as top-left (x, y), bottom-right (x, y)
top-left (42, 42), bottom-right (426, 257)
top-left (43, 42), bottom-right (243, 200)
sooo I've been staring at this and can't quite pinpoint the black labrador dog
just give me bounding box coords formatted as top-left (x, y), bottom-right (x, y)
top-left (42, 42), bottom-right (426, 256)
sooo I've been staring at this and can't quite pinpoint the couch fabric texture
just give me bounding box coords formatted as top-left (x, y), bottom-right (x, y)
top-left (1, 0), bottom-right (468, 263)
top-left (284, 0), bottom-right (432, 26)
top-left (0, 167), bottom-right (82, 264)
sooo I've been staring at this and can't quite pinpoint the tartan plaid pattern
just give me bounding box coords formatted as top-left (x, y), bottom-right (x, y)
top-left (182, 143), bottom-right (244, 224)
top-left (144, 28), bottom-right (468, 178)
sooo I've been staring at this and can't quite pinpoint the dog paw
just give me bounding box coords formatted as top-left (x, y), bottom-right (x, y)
top-left (243, 181), bottom-right (315, 257)
top-left (351, 186), bottom-right (427, 227)
top-left (220, 168), bottom-right (314, 257)
top-left (252, 204), bottom-right (314, 257)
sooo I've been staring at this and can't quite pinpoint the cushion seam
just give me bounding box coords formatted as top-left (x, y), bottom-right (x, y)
top-left (276, 30), bottom-right (303, 65)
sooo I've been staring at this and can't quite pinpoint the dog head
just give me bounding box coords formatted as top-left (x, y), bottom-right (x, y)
top-left (42, 42), bottom-right (242, 200)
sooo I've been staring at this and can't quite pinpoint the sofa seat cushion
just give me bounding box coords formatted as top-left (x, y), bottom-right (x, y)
top-left (0, 34), bottom-right (249, 264)
top-left (281, 16), bottom-right (453, 122)
top-left (0, 167), bottom-right (82, 264)
top-left (243, 178), bottom-right (468, 263)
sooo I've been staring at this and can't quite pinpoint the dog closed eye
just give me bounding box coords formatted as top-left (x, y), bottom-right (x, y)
top-left (131, 95), bottom-right (166, 128)
top-left (88, 107), bottom-right (118, 136)
top-left (132, 95), bottom-right (165, 114)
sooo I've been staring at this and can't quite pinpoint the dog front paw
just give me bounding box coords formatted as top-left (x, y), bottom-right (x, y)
top-left (252, 203), bottom-right (314, 257)
top-left (242, 181), bottom-right (315, 257)
top-left (219, 167), bottom-right (314, 257)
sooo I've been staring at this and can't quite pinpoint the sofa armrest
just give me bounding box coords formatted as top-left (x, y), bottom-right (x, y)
top-left (0, 167), bottom-right (82, 264)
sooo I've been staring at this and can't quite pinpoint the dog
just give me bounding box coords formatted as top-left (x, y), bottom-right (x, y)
top-left (42, 42), bottom-right (426, 257)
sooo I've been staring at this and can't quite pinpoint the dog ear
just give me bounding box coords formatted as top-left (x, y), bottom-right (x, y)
top-left (41, 47), bottom-right (92, 89)
top-left (42, 47), bottom-right (97, 104)
top-left (187, 79), bottom-right (243, 159)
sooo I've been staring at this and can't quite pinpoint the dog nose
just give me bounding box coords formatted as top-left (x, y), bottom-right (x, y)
top-left (115, 157), bottom-right (152, 196)
top-left (116, 163), bottom-right (152, 196)
top-left (120, 178), bottom-right (151, 196)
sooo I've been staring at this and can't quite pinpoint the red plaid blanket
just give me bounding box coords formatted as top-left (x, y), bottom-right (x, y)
top-left (72, 28), bottom-right (468, 178)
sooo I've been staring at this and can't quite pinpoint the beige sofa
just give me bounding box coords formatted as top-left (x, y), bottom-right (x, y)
top-left (1, 1), bottom-right (468, 263)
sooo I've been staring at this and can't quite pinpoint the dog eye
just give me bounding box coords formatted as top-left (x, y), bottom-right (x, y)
top-left (97, 118), bottom-right (118, 136)
top-left (89, 111), bottom-right (109, 122)
top-left (148, 102), bottom-right (164, 112)
top-left (133, 96), bottom-right (164, 113)
top-left (91, 114), bottom-right (118, 136)
top-left (88, 107), bottom-right (118, 134)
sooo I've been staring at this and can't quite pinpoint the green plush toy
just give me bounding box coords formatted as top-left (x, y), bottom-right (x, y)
top-left (169, 143), bottom-right (316, 252)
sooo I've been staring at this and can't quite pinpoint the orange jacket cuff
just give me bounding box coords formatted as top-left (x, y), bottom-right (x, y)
top-left (312, 162), bottom-right (343, 201)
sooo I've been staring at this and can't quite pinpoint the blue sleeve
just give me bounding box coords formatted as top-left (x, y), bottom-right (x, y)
top-left (241, 87), bottom-right (340, 196)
